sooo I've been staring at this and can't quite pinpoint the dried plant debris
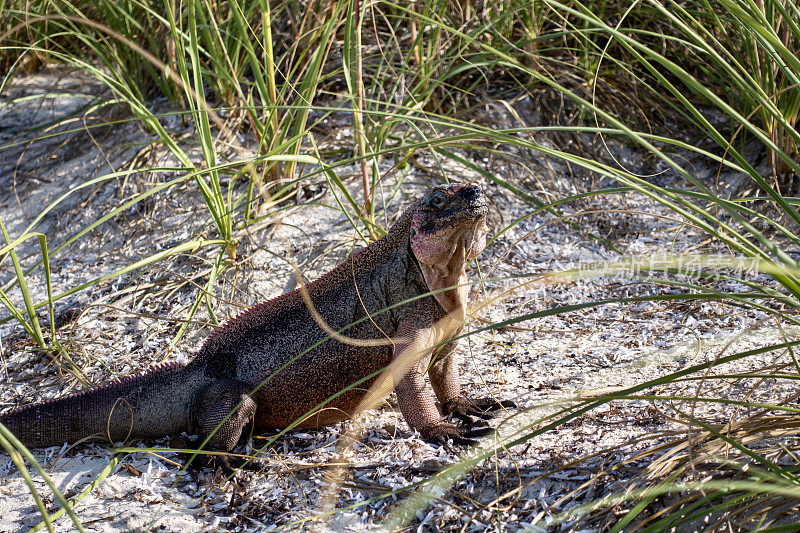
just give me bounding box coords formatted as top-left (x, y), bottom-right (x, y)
top-left (1, 70), bottom-right (799, 532)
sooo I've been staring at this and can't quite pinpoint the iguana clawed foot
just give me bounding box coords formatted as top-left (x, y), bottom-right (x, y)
top-left (185, 453), bottom-right (238, 479)
top-left (420, 396), bottom-right (516, 446)
top-left (442, 396), bottom-right (517, 424)
top-left (176, 433), bottom-right (263, 481)
top-left (420, 421), bottom-right (494, 446)
top-left (184, 451), bottom-right (264, 482)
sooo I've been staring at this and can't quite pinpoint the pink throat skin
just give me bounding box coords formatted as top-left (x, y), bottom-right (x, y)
top-left (411, 217), bottom-right (488, 313)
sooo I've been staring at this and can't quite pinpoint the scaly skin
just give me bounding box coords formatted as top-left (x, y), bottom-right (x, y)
top-left (0, 183), bottom-right (512, 453)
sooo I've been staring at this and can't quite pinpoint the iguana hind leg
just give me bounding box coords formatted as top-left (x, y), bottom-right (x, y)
top-left (194, 379), bottom-right (257, 451)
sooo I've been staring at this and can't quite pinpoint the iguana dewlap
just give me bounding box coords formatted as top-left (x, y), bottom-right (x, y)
top-left (1, 183), bottom-right (511, 453)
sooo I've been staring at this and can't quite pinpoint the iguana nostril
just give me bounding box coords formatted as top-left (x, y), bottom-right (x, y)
top-left (461, 184), bottom-right (485, 207)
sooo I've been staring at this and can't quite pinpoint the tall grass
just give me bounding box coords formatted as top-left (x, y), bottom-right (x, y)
top-left (1, 0), bottom-right (800, 530)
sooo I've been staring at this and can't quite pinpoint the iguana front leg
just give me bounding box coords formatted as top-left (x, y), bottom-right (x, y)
top-left (429, 330), bottom-right (516, 424)
top-left (392, 318), bottom-right (491, 444)
top-left (395, 366), bottom-right (492, 445)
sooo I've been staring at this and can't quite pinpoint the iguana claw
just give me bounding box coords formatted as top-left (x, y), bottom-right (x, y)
top-left (419, 421), bottom-right (494, 446)
top-left (185, 453), bottom-right (237, 478)
top-left (184, 452), bottom-right (265, 485)
top-left (442, 396), bottom-right (517, 424)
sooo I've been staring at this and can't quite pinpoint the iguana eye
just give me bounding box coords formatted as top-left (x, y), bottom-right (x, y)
top-left (429, 190), bottom-right (446, 209)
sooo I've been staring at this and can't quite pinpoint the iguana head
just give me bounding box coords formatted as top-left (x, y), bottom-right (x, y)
top-left (410, 183), bottom-right (488, 312)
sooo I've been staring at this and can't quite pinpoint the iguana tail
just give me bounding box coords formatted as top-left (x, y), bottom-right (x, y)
top-left (0, 363), bottom-right (202, 448)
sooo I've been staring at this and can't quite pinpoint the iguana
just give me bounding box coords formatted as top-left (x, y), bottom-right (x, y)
top-left (0, 183), bottom-right (512, 459)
